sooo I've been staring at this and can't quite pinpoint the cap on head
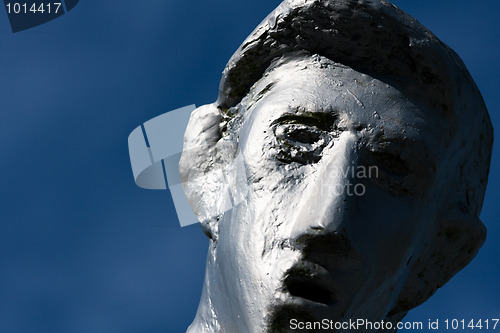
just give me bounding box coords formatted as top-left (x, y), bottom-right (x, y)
top-left (218, 0), bottom-right (477, 118)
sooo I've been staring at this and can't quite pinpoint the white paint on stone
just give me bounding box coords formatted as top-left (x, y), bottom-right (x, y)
top-left (179, 1), bottom-right (493, 332)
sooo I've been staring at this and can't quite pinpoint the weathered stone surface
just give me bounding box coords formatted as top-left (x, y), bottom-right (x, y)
top-left (179, 1), bottom-right (493, 332)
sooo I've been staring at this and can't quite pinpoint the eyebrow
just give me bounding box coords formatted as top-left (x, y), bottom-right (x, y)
top-left (271, 109), bottom-right (339, 132)
top-left (253, 82), bottom-right (276, 103)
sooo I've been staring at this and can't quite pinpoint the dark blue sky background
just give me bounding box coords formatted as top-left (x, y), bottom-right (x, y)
top-left (0, 1), bottom-right (498, 332)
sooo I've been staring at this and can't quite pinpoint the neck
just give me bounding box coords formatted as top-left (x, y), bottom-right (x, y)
top-left (186, 278), bottom-right (219, 332)
top-left (187, 240), bottom-right (221, 332)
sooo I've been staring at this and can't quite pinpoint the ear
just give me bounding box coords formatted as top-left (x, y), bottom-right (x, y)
top-left (390, 215), bottom-right (486, 315)
top-left (179, 103), bottom-right (236, 240)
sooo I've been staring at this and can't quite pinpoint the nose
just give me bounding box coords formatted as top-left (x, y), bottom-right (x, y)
top-left (289, 130), bottom-right (359, 239)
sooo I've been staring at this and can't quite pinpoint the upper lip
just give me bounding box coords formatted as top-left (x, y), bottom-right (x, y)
top-left (292, 231), bottom-right (358, 269)
top-left (282, 231), bottom-right (360, 305)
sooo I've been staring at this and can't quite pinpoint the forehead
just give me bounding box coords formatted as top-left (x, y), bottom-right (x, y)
top-left (245, 57), bottom-right (447, 144)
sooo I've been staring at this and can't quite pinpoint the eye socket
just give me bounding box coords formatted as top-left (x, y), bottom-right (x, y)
top-left (270, 111), bottom-right (339, 165)
top-left (273, 123), bottom-right (331, 165)
top-left (369, 152), bottom-right (411, 176)
top-left (364, 150), bottom-right (430, 197)
top-left (275, 124), bottom-right (326, 145)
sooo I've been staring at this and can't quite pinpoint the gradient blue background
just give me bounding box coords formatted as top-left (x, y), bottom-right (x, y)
top-left (0, 1), bottom-right (498, 332)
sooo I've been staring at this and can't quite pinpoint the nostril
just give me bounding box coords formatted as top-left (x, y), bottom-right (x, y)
top-left (294, 227), bottom-right (326, 246)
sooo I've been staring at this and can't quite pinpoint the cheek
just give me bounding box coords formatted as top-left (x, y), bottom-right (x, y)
top-left (348, 185), bottom-right (431, 276)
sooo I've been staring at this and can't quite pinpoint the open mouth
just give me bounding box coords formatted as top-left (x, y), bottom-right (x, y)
top-left (281, 232), bottom-right (359, 306)
top-left (284, 274), bottom-right (333, 305)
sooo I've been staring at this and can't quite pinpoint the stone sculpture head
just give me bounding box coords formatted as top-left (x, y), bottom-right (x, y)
top-left (179, 0), bottom-right (493, 332)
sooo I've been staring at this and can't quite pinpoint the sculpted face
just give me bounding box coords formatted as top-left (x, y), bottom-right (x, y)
top-left (206, 56), bottom-right (448, 330)
top-left (179, 1), bottom-right (492, 331)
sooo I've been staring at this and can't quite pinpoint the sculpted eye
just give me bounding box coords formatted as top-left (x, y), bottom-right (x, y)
top-left (365, 149), bottom-right (429, 197)
top-left (275, 124), bottom-right (326, 145)
top-left (369, 152), bottom-right (411, 176)
top-left (273, 123), bottom-right (333, 165)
